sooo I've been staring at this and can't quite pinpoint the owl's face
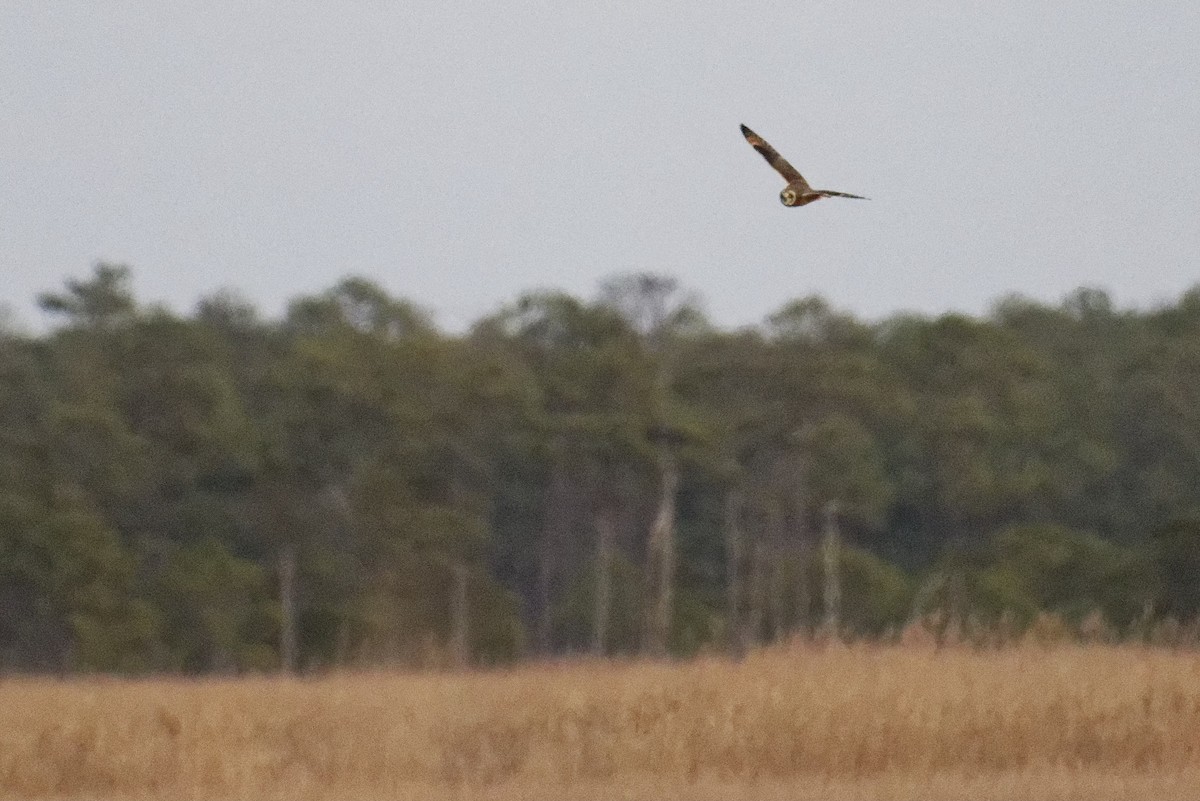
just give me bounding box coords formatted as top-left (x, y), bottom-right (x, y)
top-left (780, 188), bottom-right (798, 206)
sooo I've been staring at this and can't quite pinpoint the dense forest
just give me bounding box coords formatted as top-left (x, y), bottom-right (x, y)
top-left (2, 264), bottom-right (1200, 673)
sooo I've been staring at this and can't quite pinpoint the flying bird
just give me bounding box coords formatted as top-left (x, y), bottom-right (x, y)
top-left (740, 124), bottom-right (868, 207)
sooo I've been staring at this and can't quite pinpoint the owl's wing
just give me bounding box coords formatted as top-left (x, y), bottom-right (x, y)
top-left (740, 124), bottom-right (810, 190)
top-left (816, 189), bottom-right (869, 200)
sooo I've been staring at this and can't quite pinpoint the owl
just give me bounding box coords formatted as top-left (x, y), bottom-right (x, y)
top-left (741, 124), bottom-right (868, 207)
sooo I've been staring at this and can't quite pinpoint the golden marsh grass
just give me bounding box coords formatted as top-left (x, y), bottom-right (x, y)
top-left (3, 641), bottom-right (1200, 800)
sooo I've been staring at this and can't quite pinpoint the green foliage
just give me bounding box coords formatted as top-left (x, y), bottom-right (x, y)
top-left (3, 267), bottom-right (1200, 673)
top-left (968, 525), bottom-right (1157, 628)
top-left (793, 414), bottom-right (893, 526)
top-left (555, 552), bottom-right (646, 655)
top-left (671, 585), bottom-right (723, 656)
top-left (152, 537), bottom-right (275, 672)
top-left (836, 546), bottom-right (914, 635)
top-left (1152, 516), bottom-right (1200, 619)
top-left (0, 497), bottom-right (157, 671)
top-left (352, 554), bottom-right (525, 666)
top-left (37, 263), bottom-right (137, 330)
top-left (470, 576), bottom-right (528, 663)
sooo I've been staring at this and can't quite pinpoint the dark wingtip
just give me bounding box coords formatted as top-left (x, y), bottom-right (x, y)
top-left (739, 123), bottom-right (754, 138)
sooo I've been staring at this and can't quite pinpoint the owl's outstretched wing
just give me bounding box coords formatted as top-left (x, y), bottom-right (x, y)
top-left (740, 124), bottom-right (810, 191)
top-left (817, 189), bottom-right (869, 200)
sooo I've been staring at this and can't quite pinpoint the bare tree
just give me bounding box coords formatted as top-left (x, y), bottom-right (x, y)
top-left (597, 274), bottom-right (699, 349)
top-left (598, 273), bottom-right (703, 657)
top-left (821, 500), bottom-right (842, 636)
top-left (537, 459), bottom-right (571, 655)
top-left (643, 450), bottom-right (680, 656)
top-left (450, 562), bottom-right (470, 668)
top-left (592, 511), bottom-right (616, 656)
top-left (723, 486), bottom-right (746, 656)
top-left (765, 497), bottom-right (789, 643)
top-left (278, 542), bottom-right (297, 673)
top-left (745, 538), bottom-right (770, 649)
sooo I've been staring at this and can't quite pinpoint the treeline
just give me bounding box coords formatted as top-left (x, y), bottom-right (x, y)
top-left (2, 264), bottom-right (1200, 673)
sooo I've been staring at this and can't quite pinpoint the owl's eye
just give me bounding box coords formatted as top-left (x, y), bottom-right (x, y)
top-left (781, 190), bottom-right (796, 205)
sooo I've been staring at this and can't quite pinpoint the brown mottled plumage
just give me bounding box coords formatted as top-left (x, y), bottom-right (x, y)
top-left (740, 124), bottom-right (868, 207)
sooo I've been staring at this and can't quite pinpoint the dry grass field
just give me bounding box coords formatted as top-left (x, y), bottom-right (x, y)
top-left (3, 640), bottom-right (1200, 800)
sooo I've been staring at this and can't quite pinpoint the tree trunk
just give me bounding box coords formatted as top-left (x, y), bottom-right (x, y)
top-left (766, 499), bottom-right (787, 643)
top-left (791, 479), bottom-right (814, 639)
top-left (334, 618), bottom-right (351, 668)
top-left (645, 451), bottom-right (680, 657)
top-left (723, 487), bottom-right (746, 656)
top-left (537, 460), bottom-right (568, 655)
top-left (278, 542), bottom-right (297, 674)
top-left (450, 562), bottom-right (470, 669)
top-left (536, 547), bottom-right (553, 655)
top-left (908, 571), bottom-right (947, 627)
top-left (794, 536), bottom-right (815, 639)
top-left (822, 500), bottom-right (842, 637)
top-left (592, 511), bottom-right (616, 656)
top-left (746, 539), bottom-right (768, 649)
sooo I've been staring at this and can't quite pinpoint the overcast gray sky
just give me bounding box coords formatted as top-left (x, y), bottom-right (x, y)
top-left (3, 2), bottom-right (1198, 331)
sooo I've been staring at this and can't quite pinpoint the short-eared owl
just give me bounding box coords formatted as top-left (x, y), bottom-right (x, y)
top-left (740, 124), bottom-right (868, 207)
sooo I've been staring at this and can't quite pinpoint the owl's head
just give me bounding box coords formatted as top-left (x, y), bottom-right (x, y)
top-left (780, 188), bottom-right (798, 206)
